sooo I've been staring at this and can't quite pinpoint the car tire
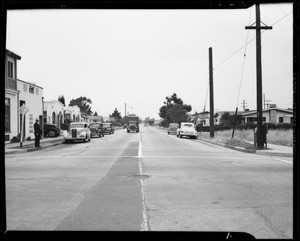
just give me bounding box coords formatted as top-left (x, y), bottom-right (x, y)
top-left (48, 129), bottom-right (56, 137)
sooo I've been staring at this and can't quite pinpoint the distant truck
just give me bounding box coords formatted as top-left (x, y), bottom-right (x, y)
top-left (124, 115), bottom-right (139, 133)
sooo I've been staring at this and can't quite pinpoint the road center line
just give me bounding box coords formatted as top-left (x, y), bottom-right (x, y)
top-left (138, 141), bottom-right (143, 158)
top-left (138, 141), bottom-right (149, 231)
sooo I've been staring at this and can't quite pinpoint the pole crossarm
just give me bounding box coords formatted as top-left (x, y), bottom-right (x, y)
top-left (245, 26), bottom-right (272, 30)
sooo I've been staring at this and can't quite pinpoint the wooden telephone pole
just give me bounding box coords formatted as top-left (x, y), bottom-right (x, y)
top-left (209, 47), bottom-right (214, 138)
top-left (245, 4), bottom-right (272, 149)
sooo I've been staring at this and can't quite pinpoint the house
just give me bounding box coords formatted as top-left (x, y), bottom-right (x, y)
top-left (191, 110), bottom-right (243, 127)
top-left (18, 79), bottom-right (44, 140)
top-left (43, 100), bottom-right (65, 127)
top-left (43, 101), bottom-right (83, 127)
top-left (87, 116), bottom-right (104, 122)
top-left (241, 107), bottom-right (293, 124)
top-left (63, 105), bottom-right (81, 123)
top-left (5, 50), bottom-right (21, 142)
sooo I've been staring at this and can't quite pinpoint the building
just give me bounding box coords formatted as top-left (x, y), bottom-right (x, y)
top-left (18, 79), bottom-right (44, 140)
top-left (241, 107), bottom-right (293, 124)
top-left (43, 101), bottom-right (83, 126)
top-left (63, 105), bottom-right (81, 123)
top-left (88, 116), bottom-right (104, 122)
top-left (43, 100), bottom-right (65, 127)
top-left (5, 49), bottom-right (45, 142)
top-left (5, 50), bottom-right (21, 142)
top-left (191, 110), bottom-right (244, 127)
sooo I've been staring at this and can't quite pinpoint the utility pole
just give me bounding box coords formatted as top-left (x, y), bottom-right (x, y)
top-left (209, 47), bottom-right (214, 138)
top-left (245, 4), bottom-right (272, 149)
top-left (241, 100), bottom-right (247, 111)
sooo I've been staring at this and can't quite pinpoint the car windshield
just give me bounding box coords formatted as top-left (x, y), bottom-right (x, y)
top-left (169, 123), bottom-right (179, 128)
top-left (183, 124), bottom-right (194, 127)
top-left (103, 123), bottom-right (111, 127)
top-left (69, 123), bottom-right (84, 129)
top-left (89, 123), bottom-right (101, 128)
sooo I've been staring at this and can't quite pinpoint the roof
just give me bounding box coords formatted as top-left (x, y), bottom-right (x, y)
top-left (6, 49), bottom-right (21, 60)
top-left (18, 79), bottom-right (43, 89)
top-left (242, 108), bottom-right (293, 116)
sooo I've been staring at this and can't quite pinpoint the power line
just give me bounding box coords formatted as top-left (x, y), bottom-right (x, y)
top-left (213, 11), bottom-right (292, 70)
top-left (236, 5), bottom-right (253, 108)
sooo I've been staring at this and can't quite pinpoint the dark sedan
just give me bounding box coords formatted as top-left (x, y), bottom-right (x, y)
top-left (89, 122), bottom-right (104, 138)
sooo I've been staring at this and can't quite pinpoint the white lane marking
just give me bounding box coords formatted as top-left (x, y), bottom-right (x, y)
top-left (6, 156), bottom-right (138, 159)
top-left (272, 158), bottom-right (293, 164)
top-left (138, 141), bottom-right (149, 231)
top-left (6, 155), bottom-right (272, 159)
top-left (138, 141), bottom-right (143, 158)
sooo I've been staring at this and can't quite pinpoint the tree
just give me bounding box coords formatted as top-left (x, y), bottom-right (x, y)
top-left (69, 96), bottom-right (93, 116)
top-left (169, 104), bottom-right (189, 123)
top-left (159, 93), bottom-right (192, 125)
top-left (110, 108), bottom-right (122, 120)
top-left (58, 95), bottom-right (65, 106)
top-left (93, 112), bottom-right (98, 116)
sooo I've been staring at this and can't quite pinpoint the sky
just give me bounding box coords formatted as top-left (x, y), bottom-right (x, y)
top-left (6, 3), bottom-right (293, 120)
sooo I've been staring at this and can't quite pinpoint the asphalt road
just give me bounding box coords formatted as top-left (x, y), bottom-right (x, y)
top-left (5, 125), bottom-right (293, 238)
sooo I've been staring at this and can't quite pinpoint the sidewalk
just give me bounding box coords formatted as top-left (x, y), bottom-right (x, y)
top-left (5, 128), bottom-right (124, 155)
top-left (198, 138), bottom-right (293, 158)
top-left (5, 134), bottom-right (64, 155)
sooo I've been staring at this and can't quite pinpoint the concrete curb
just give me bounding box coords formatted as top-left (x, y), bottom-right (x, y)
top-left (197, 138), bottom-right (292, 157)
top-left (5, 139), bottom-right (64, 155)
top-left (197, 138), bottom-right (256, 154)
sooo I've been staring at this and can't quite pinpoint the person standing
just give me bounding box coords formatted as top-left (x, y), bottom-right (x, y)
top-left (34, 118), bottom-right (41, 148)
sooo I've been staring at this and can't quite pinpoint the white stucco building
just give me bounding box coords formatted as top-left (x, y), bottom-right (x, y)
top-left (43, 100), bottom-right (65, 127)
top-left (43, 101), bottom-right (82, 127)
top-left (18, 79), bottom-right (44, 140)
top-left (5, 49), bottom-right (44, 142)
top-left (64, 105), bottom-right (81, 123)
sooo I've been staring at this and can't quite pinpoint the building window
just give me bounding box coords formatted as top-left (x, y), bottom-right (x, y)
top-left (5, 98), bottom-right (10, 132)
top-left (8, 61), bottom-right (13, 78)
top-left (29, 86), bottom-right (34, 94)
top-left (279, 117), bottom-right (283, 123)
top-left (262, 117), bottom-right (266, 122)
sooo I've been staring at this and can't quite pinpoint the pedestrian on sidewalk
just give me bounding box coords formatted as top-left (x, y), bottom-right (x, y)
top-left (34, 118), bottom-right (41, 148)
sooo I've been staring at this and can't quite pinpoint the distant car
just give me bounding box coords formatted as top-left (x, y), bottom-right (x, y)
top-left (63, 122), bottom-right (91, 143)
top-left (89, 122), bottom-right (104, 138)
top-left (103, 122), bottom-right (114, 134)
top-left (43, 123), bottom-right (60, 137)
top-left (167, 123), bottom-right (179, 135)
top-left (177, 122), bottom-right (198, 139)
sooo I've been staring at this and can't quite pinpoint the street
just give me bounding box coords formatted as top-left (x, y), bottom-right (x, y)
top-left (5, 125), bottom-right (293, 238)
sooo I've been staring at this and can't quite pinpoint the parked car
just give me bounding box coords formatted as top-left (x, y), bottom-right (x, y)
top-left (43, 123), bottom-right (60, 137)
top-left (89, 122), bottom-right (104, 138)
top-left (176, 122), bottom-right (198, 139)
top-left (167, 123), bottom-right (179, 135)
top-left (103, 122), bottom-right (114, 134)
top-left (63, 122), bottom-right (91, 143)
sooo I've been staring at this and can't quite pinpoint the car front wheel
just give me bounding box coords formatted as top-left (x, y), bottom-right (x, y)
top-left (48, 129), bottom-right (57, 137)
